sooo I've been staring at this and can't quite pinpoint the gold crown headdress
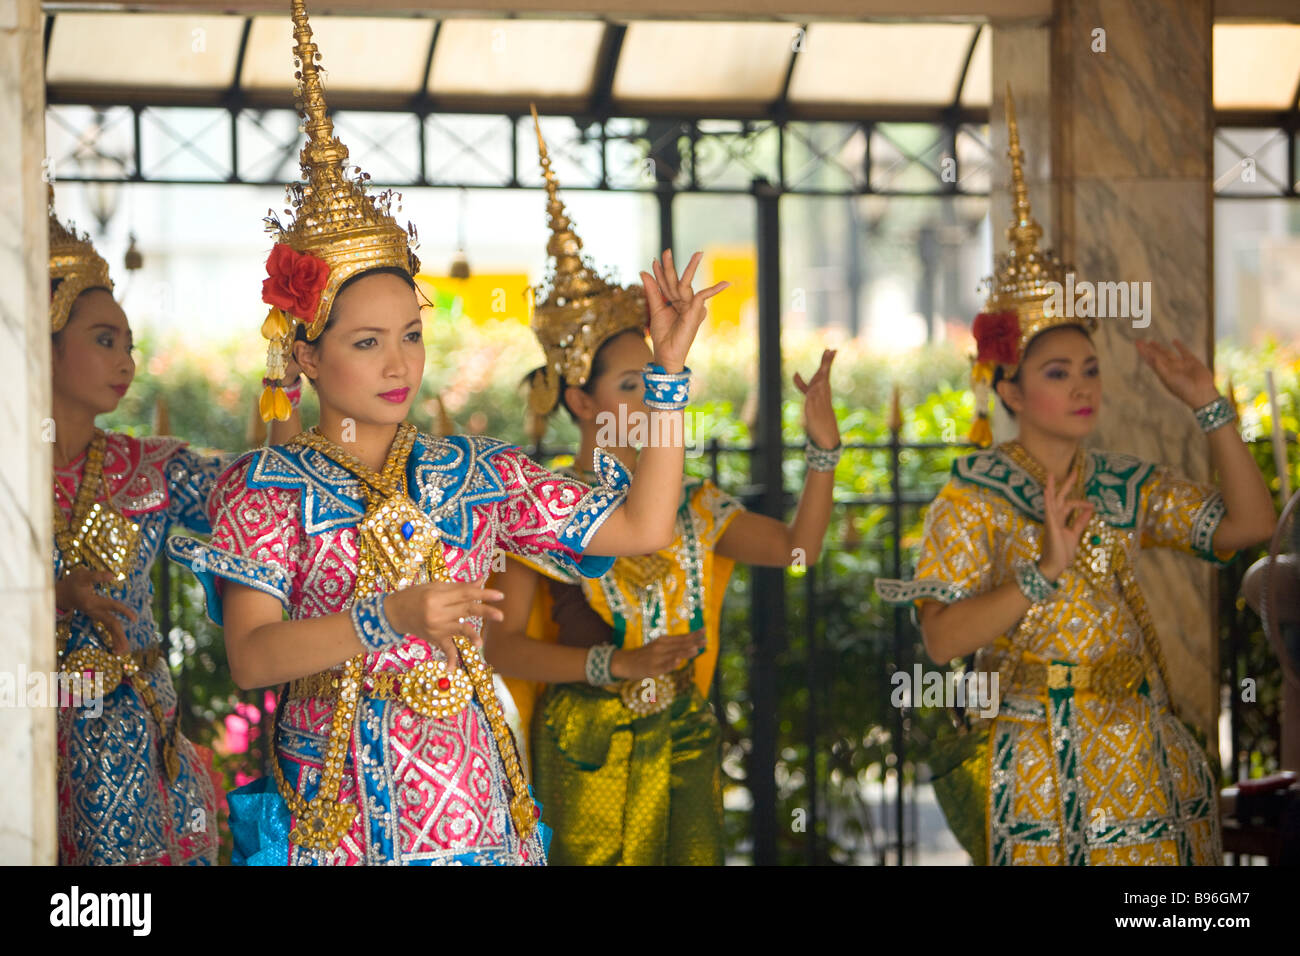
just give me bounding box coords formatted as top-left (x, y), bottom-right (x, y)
top-left (48, 183), bottom-right (114, 332)
top-left (526, 105), bottom-right (648, 417)
top-left (257, 0), bottom-right (420, 421)
top-left (968, 86), bottom-right (1095, 447)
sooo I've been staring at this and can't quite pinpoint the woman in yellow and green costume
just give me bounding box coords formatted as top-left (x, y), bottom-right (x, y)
top-left (482, 112), bottom-right (840, 865)
top-left (875, 93), bottom-right (1276, 865)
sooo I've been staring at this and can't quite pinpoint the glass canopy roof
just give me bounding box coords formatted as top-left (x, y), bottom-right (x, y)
top-left (44, 14), bottom-right (1299, 118)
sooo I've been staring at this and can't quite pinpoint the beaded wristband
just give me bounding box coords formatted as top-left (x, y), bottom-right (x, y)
top-left (1014, 559), bottom-right (1059, 605)
top-left (585, 643), bottom-right (616, 686)
top-left (643, 364), bottom-right (691, 411)
top-left (1193, 395), bottom-right (1236, 433)
top-left (806, 438), bottom-right (842, 472)
top-left (349, 592), bottom-right (406, 653)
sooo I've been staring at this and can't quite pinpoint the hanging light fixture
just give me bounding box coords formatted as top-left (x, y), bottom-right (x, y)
top-left (448, 248), bottom-right (470, 280)
top-left (79, 110), bottom-right (128, 237)
top-left (448, 187), bottom-right (471, 279)
top-left (124, 232), bottom-right (143, 271)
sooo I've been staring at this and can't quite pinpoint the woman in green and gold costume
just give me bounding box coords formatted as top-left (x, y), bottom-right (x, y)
top-left (481, 112), bottom-right (840, 865)
top-left (875, 95), bottom-right (1276, 865)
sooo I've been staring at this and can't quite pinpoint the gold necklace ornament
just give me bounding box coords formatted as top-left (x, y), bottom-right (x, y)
top-left (52, 430), bottom-right (141, 586)
top-left (271, 423), bottom-right (539, 852)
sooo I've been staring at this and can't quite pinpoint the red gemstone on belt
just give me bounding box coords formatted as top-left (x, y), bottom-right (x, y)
top-left (437, 677), bottom-right (451, 691)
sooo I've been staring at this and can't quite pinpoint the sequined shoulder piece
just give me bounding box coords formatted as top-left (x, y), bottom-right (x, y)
top-left (589, 447), bottom-right (632, 492)
top-left (691, 478), bottom-right (742, 520)
top-left (102, 432), bottom-right (187, 516)
top-left (950, 447), bottom-right (1044, 519)
top-left (951, 446), bottom-right (1154, 527)
top-left (1084, 449), bottom-right (1157, 528)
top-left (409, 433), bottom-right (517, 548)
top-left (244, 443), bottom-right (365, 534)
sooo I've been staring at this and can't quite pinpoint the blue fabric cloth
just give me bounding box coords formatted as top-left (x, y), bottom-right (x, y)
top-left (531, 787), bottom-right (554, 855)
top-left (228, 774), bottom-right (291, 866)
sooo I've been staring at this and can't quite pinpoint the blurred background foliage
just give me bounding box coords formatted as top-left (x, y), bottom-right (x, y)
top-left (105, 312), bottom-right (1297, 863)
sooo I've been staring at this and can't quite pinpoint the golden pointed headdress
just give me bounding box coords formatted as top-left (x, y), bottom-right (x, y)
top-left (257, 0), bottom-right (420, 420)
top-left (48, 184), bottom-right (114, 332)
top-left (526, 105), bottom-right (647, 417)
top-left (968, 86), bottom-right (1094, 446)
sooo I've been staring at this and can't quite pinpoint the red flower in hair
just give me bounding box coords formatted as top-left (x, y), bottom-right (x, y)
top-left (972, 311), bottom-right (1021, 365)
top-left (261, 244), bottom-right (330, 321)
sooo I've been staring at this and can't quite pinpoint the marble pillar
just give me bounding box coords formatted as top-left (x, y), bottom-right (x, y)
top-left (0, 0), bottom-right (56, 864)
top-left (992, 0), bottom-right (1220, 749)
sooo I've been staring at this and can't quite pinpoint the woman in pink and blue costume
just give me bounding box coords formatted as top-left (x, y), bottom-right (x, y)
top-left (166, 0), bottom-right (727, 867)
top-left (49, 187), bottom-right (302, 865)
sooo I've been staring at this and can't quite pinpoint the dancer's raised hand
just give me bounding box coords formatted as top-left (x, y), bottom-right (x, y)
top-left (1135, 339), bottom-right (1219, 409)
top-left (794, 348), bottom-right (840, 451)
top-left (640, 250), bottom-right (729, 373)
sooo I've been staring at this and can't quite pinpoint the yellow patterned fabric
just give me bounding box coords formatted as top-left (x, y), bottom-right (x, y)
top-left (506, 476), bottom-right (741, 865)
top-left (508, 477), bottom-right (741, 727)
top-left (532, 683), bottom-right (723, 865)
top-left (877, 443), bottom-right (1230, 865)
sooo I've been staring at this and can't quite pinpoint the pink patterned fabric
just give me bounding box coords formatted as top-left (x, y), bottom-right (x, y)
top-left (185, 433), bottom-right (620, 864)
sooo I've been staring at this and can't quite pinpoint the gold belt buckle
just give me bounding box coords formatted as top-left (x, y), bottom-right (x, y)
top-left (60, 645), bottom-right (155, 686)
top-left (618, 673), bottom-right (675, 716)
top-left (1046, 662), bottom-right (1072, 690)
top-left (617, 662), bottom-right (695, 716)
top-left (393, 658), bottom-right (473, 719)
top-left (1041, 656), bottom-right (1143, 698)
top-left (291, 659), bottom-right (474, 719)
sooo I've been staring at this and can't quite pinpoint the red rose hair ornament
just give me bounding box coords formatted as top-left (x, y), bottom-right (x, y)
top-left (972, 311), bottom-right (1021, 367)
top-left (262, 244), bottom-right (330, 322)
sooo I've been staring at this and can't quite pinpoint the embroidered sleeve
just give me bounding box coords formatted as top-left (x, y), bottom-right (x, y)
top-left (165, 444), bottom-right (237, 535)
top-left (491, 447), bottom-right (628, 580)
top-left (874, 481), bottom-right (996, 608)
top-left (693, 479), bottom-right (745, 549)
top-left (1138, 465), bottom-right (1234, 565)
top-left (165, 454), bottom-right (300, 625)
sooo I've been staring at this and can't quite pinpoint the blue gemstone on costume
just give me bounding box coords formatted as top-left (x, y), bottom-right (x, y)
top-left (401, 521), bottom-right (415, 540)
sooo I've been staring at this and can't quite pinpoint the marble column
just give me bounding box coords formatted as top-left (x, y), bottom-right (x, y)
top-left (0, 0), bottom-right (56, 864)
top-left (992, 0), bottom-right (1220, 748)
